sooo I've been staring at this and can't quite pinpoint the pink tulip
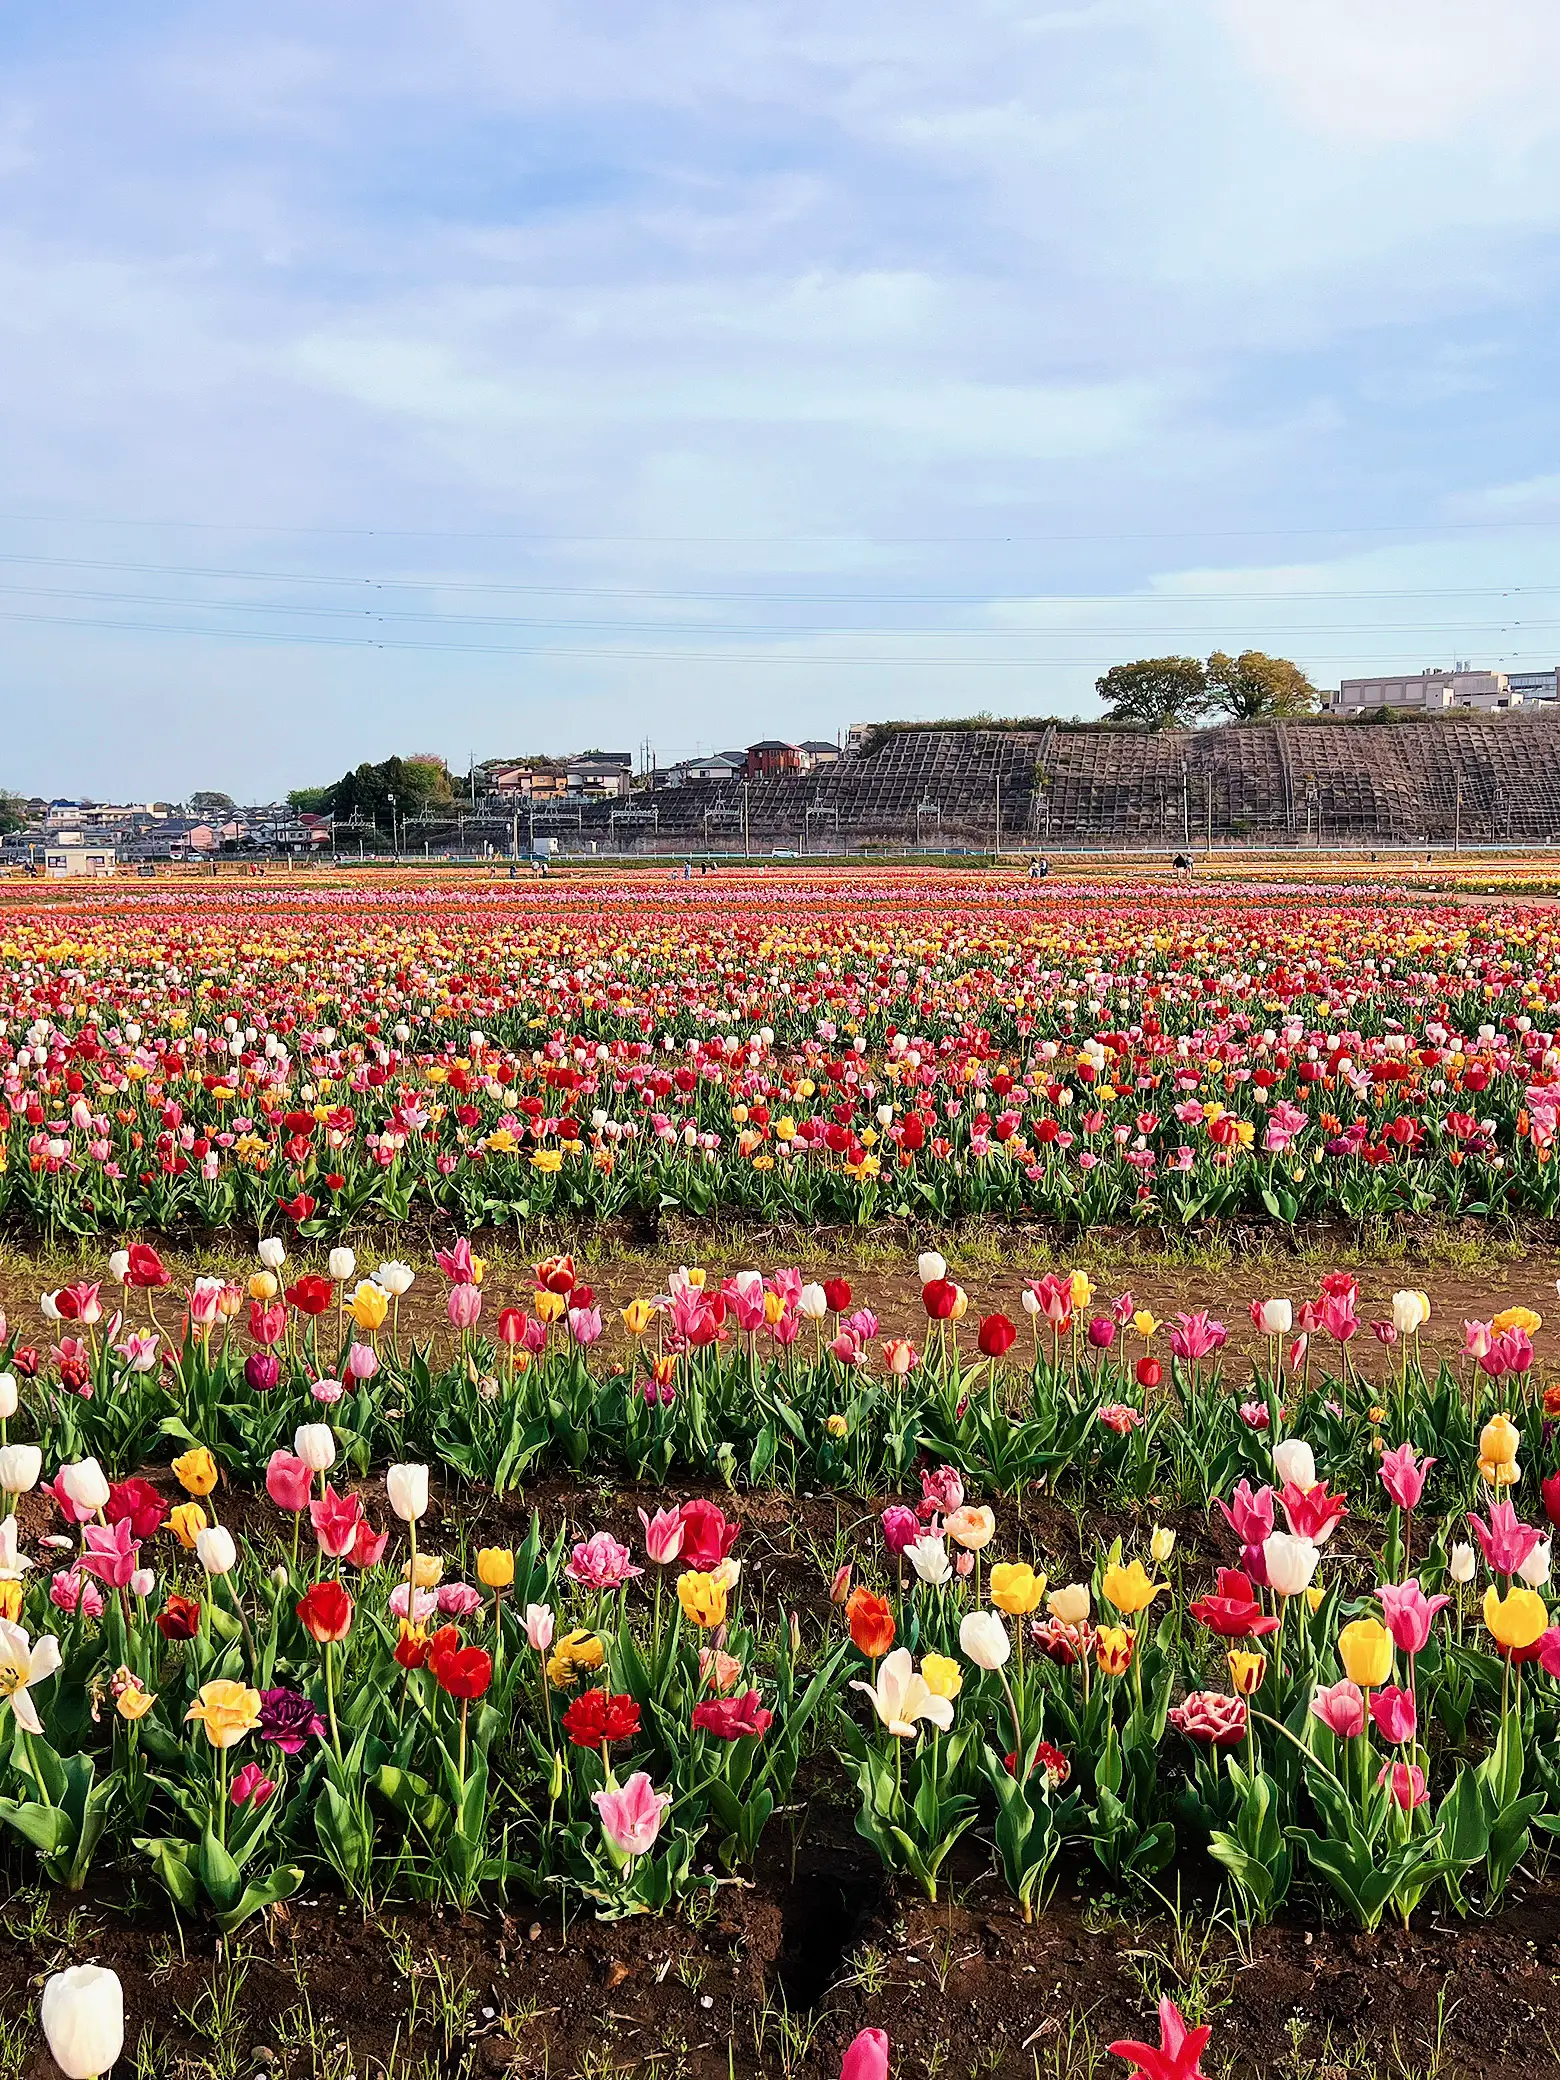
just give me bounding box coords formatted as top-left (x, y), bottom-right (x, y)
top-left (1369, 1685), bottom-right (1417, 1746)
top-left (1169, 1311), bottom-right (1223, 1362)
top-left (77, 1517), bottom-right (139, 1589)
top-left (231, 1762), bottom-right (276, 1808)
top-left (345, 1342), bottom-right (379, 1381)
top-left (309, 1483), bottom-right (366, 1559)
top-left (1378, 1441), bottom-right (1434, 1513)
top-left (50, 1566), bottom-right (104, 1618)
top-left (1309, 1679), bottom-right (1366, 1739)
top-left (1378, 1760), bottom-right (1428, 1810)
top-left (437, 1582), bottom-right (482, 1619)
top-left (1468, 1500), bottom-right (1544, 1577)
top-left (567, 1305), bottom-right (603, 1346)
top-left (447, 1285), bottom-right (483, 1331)
top-left (593, 1770), bottom-right (671, 1858)
top-left (435, 1237), bottom-right (479, 1285)
top-left (638, 1506), bottom-right (686, 1566)
top-left (525, 1603), bottom-right (555, 1651)
top-left (1376, 1579), bottom-right (1450, 1655)
top-left (389, 1583), bottom-right (438, 1622)
top-left (265, 1451), bottom-right (312, 1514)
top-left (840, 2028), bottom-right (890, 2080)
top-left (881, 1505), bottom-right (920, 1556)
top-left (1218, 1479), bottom-right (1274, 1547)
top-left (566, 1531), bottom-right (643, 1591)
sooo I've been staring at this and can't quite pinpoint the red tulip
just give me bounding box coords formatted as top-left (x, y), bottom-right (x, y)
top-left (976, 1313), bottom-right (1017, 1358)
top-left (296, 1578), bottom-right (354, 1644)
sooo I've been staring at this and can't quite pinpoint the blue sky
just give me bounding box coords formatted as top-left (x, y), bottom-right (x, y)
top-left (4, 0), bottom-right (1560, 800)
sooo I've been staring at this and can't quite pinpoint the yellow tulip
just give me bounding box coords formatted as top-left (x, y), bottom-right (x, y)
top-left (1132, 1311), bottom-right (1160, 1340)
top-left (989, 1562), bottom-right (1047, 1616)
top-left (1096, 1626), bottom-right (1134, 1676)
top-left (477, 1547), bottom-right (515, 1590)
top-left (247, 1271), bottom-right (278, 1302)
top-left (1102, 1560), bottom-right (1165, 1616)
top-left (0, 1582), bottom-right (20, 1624)
top-left (920, 1653), bottom-right (963, 1701)
top-left (1336, 1617), bottom-right (1393, 1688)
top-left (172, 1446), bottom-right (218, 1497)
top-left (1150, 1527), bottom-right (1176, 1564)
top-left (1069, 1271), bottom-right (1094, 1311)
top-left (185, 1679), bottom-right (261, 1750)
top-left (168, 1503), bottom-right (207, 1550)
top-left (620, 1299), bottom-right (656, 1336)
top-left (1048, 1583), bottom-right (1092, 1625)
top-left (676, 1569), bottom-right (729, 1629)
top-left (1484, 1584), bottom-right (1549, 1653)
top-left (1227, 1649), bottom-right (1266, 1696)
top-left (116, 1681), bottom-right (156, 1723)
top-left (534, 1289), bottom-right (566, 1323)
top-left (348, 1281), bottom-right (389, 1332)
top-left (1492, 1306), bottom-right (1540, 1336)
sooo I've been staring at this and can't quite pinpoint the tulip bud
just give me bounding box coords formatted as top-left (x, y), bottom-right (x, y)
top-left (1519, 1538), bottom-right (1553, 1589)
top-left (1448, 1541), bottom-right (1477, 1584)
top-left (293, 1424), bottom-right (336, 1473)
top-left (130, 1568), bottom-right (155, 1599)
top-left (386, 1463), bottom-right (429, 1522)
top-left (327, 1247), bottom-right (356, 1284)
top-left (196, 1526), bottom-right (237, 1576)
top-left (107, 1251), bottom-right (131, 1285)
top-left (839, 2026), bottom-right (890, 2080)
top-left (257, 1237), bottom-right (286, 1270)
top-left (41, 1965), bottom-right (124, 2080)
top-left (917, 1251), bottom-right (947, 1286)
top-left (346, 1341), bottom-right (379, 1381)
top-left (1149, 1526), bottom-right (1176, 1564)
top-left (525, 1603), bottom-right (555, 1651)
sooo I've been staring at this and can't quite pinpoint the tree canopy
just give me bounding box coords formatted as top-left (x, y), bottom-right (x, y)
top-left (1095, 657), bottom-right (1209, 730)
top-left (1097, 651), bottom-right (1318, 728)
top-left (1204, 650), bottom-right (1318, 720)
top-left (296, 756), bottom-right (454, 826)
top-left (189, 790), bottom-right (235, 816)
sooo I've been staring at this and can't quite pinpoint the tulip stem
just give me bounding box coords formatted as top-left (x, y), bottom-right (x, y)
top-left (323, 1639), bottom-right (342, 1760)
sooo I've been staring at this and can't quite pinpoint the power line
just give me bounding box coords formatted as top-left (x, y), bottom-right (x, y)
top-left (0, 576), bottom-right (1551, 641)
top-left (0, 604), bottom-right (1555, 668)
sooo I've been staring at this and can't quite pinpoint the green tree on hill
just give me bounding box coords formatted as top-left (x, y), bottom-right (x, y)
top-left (1095, 657), bottom-right (1209, 729)
top-left (1205, 650), bottom-right (1318, 720)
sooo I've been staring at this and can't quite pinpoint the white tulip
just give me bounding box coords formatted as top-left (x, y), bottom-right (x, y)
top-left (1262, 1531), bottom-right (1320, 1598)
top-left (195, 1526), bottom-right (237, 1577)
top-left (258, 1237), bottom-right (286, 1270)
top-left (42, 1964), bottom-right (125, 2080)
top-left (917, 1251), bottom-right (947, 1286)
top-left (0, 1617), bottom-right (61, 1733)
top-left (905, 1535), bottom-right (952, 1587)
top-left (796, 1284), bottom-right (828, 1321)
top-left (59, 1457), bottom-right (110, 1513)
top-left (959, 1608), bottom-right (1011, 1671)
top-left (386, 1463), bottom-right (429, 1522)
top-left (1449, 1541), bottom-right (1477, 1584)
top-left (1271, 1439), bottom-right (1316, 1492)
top-left (1519, 1539), bottom-right (1553, 1589)
top-left (1020, 1287), bottom-right (1041, 1316)
top-left (0, 1443), bottom-right (42, 1495)
top-left (107, 1250), bottom-right (130, 1284)
top-left (0, 1372), bottom-right (17, 1421)
top-left (328, 1246), bottom-right (356, 1284)
top-left (39, 1291), bottom-right (61, 1322)
top-left (1254, 1298), bottom-right (1292, 1337)
top-left (293, 1423), bottom-right (336, 1473)
top-left (376, 1261), bottom-right (415, 1297)
top-left (1391, 1290), bottom-right (1429, 1336)
top-left (0, 1514), bottom-right (32, 1579)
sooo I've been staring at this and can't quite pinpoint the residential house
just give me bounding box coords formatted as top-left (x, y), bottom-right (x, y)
top-left (745, 740), bottom-right (805, 776)
top-left (660, 752), bottom-right (747, 788)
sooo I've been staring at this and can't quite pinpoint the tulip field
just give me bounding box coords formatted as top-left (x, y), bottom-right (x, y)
top-left (8, 874), bottom-right (1560, 2079)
